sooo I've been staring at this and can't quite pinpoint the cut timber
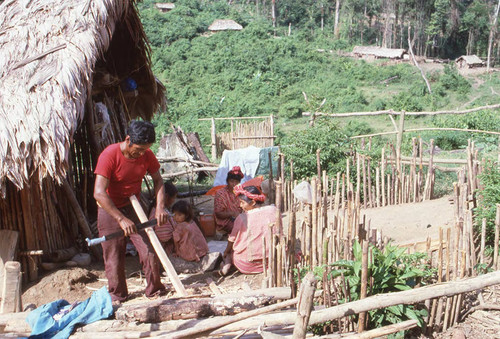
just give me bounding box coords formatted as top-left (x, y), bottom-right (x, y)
top-left (1, 261), bottom-right (22, 313)
top-left (331, 319), bottom-right (418, 338)
top-left (115, 294), bottom-right (275, 323)
top-left (204, 270), bottom-right (500, 332)
top-left (293, 272), bottom-right (316, 338)
top-left (0, 230), bottom-right (19, 296)
top-left (129, 195), bottom-right (187, 296)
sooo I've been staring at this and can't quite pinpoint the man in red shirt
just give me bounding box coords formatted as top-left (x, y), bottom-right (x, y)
top-left (94, 120), bottom-right (168, 303)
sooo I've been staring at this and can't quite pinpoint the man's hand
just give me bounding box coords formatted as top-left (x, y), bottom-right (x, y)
top-left (118, 217), bottom-right (137, 236)
top-left (155, 207), bottom-right (169, 226)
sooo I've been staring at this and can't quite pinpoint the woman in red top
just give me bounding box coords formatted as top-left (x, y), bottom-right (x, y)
top-left (213, 166), bottom-right (244, 233)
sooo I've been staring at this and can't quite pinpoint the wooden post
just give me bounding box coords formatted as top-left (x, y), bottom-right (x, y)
top-left (0, 261), bottom-right (22, 313)
top-left (230, 118), bottom-right (235, 150)
top-left (210, 117), bottom-right (217, 161)
top-left (311, 178), bottom-right (318, 267)
top-left (357, 240), bottom-right (369, 333)
top-left (396, 111), bottom-right (406, 202)
top-left (381, 148), bottom-right (386, 207)
top-left (480, 218), bottom-right (486, 264)
top-left (270, 114), bottom-right (275, 146)
top-left (129, 195), bottom-right (187, 296)
top-left (293, 272), bottom-right (317, 339)
top-left (495, 205), bottom-right (500, 270)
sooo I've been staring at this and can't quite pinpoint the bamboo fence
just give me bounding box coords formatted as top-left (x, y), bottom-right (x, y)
top-left (260, 137), bottom-right (495, 336)
top-left (198, 115), bottom-right (275, 159)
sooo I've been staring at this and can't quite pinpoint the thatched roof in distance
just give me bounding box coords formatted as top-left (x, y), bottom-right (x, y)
top-left (0, 0), bottom-right (165, 195)
top-left (155, 3), bottom-right (175, 12)
top-left (353, 46), bottom-right (407, 59)
top-left (456, 55), bottom-right (484, 66)
top-left (208, 19), bottom-right (243, 31)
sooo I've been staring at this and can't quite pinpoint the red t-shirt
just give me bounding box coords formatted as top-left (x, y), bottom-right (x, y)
top-left (94, 143), bottom-right (160, 207)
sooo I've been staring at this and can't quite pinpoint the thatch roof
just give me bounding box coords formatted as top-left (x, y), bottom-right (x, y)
top-left (0, 0), bottom-right (165, 196)
top-left (208, 19), bottom-right (243, 31)
top-left (456, 55), bottom-right (484, 66)
top-left (353, 46), bottom-right (407, 59)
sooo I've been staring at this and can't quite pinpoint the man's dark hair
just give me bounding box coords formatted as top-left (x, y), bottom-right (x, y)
top-left (164, 181), bottom-right (178, 198)
top-left (127, 120), bottom-right (155, 145)
top-left (172, 200), bottom-right (194, 222)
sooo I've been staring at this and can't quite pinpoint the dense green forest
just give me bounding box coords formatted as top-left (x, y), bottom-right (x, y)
top-left (137, 0), bottom-right (500, 172)
top-left (137, 0), bottom-right (500, 246)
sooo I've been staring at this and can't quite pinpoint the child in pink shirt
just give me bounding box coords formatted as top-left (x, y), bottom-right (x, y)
top-left (221, 185), bottom-right (277, 275)
top-left (171, 200), bottom-right (209, 262)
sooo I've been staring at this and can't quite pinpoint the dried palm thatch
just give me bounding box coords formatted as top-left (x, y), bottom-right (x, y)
top-left (0, 0), bottom-right (165, 197)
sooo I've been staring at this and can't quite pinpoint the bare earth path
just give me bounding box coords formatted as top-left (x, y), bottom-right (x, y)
top-left (360, 195), bottom-right (454, 245)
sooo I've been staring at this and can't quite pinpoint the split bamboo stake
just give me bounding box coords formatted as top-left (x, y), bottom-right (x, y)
top-left (381, 148), bottom-right (386, 206)
top-left (357, 240), bottom-right (369, 333)
top-left (293, 272), bottom-right (317, 338)
top-left (129, 195), bottom-right (187, 296)
top-left (496, 205), bottom-right (500, 270)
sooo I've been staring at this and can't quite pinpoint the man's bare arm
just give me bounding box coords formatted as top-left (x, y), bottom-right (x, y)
top-left (94, 174), bottom-right (136, 236)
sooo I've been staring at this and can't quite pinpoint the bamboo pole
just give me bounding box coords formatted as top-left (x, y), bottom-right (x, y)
top-left (495, 205), bottom-right (500, 270)
top-left (357, 241), bottom-right (369, 333)
top-left (381, 148), bottom-right (386, 206)
top-left (311, 178), bottom-right (318, 267)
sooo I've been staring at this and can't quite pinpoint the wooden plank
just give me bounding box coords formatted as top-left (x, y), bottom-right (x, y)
top-left (0, 230), bottom-right (19, 296)
top-left (1, 261), bottom-right (22, 313)
top-left (129, 195), bottom-right (187, 296)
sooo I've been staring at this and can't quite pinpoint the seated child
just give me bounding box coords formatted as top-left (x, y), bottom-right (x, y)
top-left (151, 181), bottom-right (178, 253)
top-left (171, 200), bottom-right (209, 262)
top-left (221, 185), bottom-right (277, 275)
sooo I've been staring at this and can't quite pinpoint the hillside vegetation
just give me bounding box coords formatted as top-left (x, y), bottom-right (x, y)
top-left (137, 0), bottom-right (500, 175)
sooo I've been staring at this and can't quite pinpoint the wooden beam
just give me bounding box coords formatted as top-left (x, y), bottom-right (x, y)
top-left (129, 196), bottom-right (187, 297)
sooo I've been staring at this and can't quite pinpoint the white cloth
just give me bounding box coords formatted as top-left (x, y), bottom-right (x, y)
top-left (214, 146), bottom-right (262, 186)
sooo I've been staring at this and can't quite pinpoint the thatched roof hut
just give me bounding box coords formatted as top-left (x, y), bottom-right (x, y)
top-left (455, 55), bottom-right (484, 68)
top-left (155, 3), bottom-right (175, 13)
top-left (352, 46), bottom-right (407, 59)
top-left (0, 0), bottom-right (165, 281)
top-left (208, 19), bottom-right (243, 31)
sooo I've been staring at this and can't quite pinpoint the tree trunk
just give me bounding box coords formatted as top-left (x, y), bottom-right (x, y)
top-left (487, 0), bottom-right (500, 71)
top-left (293, 272), bottom-right (317, 338)
top-left (271, 0), bottom-right (276, 28)
top-left (116, 294), bottom-right (276, 323)
top-left (334, 0), bottom-right (341, 38)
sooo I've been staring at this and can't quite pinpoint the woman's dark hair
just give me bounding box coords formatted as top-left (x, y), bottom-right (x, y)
top-left (226, 166), bottom-right (244, 183)
top-left (172, 200), bottom-right (194, 222)
top-left (238, 185), bottom-right (264, 205)
top-left (164, 181), bottom-right (178, 198)
top-left (127, 120), bottom-right (155, 145)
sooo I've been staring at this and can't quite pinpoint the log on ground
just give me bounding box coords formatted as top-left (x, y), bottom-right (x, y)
top-left (115, 294), bottom-right (275, 323)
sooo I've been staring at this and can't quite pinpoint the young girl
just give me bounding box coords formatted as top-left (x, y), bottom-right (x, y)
top-left (171, 200), bottom-right (209, 262)
top-left (221, 185), bottom-right (277, 275)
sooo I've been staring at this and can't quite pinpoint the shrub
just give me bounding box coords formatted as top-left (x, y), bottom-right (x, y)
top-left (475, 160), bottom-right (500, 248)
top-left (281, 120), bottom-right (350, 179)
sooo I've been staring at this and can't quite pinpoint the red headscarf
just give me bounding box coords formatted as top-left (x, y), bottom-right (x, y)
top-left (233, 184), bottom-right (266, 202)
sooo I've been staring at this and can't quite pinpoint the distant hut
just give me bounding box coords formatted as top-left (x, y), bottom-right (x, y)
top-left (208, 19), bottom-right (243, 32)
top-left (353, 46), bottom-right (407, 60)
top-left (0, 1), bottom-right (165, 281)
top-left (455, 55), bottom-right (484, 68)
top-left (155, 3), bottom-right (175, 13)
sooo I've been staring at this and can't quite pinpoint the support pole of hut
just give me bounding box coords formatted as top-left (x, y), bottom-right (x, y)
top-left (293, 272), bottom-right (317, 339)
top-left (61, 179), bottom-right (101, 259)
top-left (129, 196), bottom-right (187, 296)
top-left (210, 117), bottom-right (217, 161)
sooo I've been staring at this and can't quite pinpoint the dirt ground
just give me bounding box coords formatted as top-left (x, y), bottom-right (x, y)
top-left (18, 195), bottom-right (496, 338)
